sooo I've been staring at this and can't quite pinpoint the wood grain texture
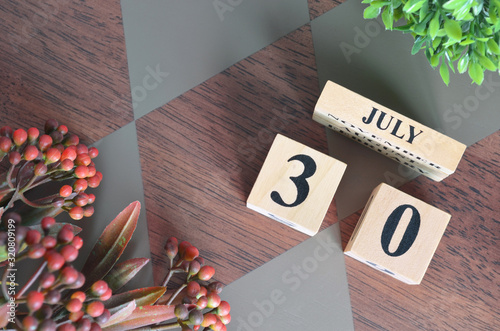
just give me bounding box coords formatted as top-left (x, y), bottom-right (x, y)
top-left (136, 25), bottom-right (340, 286)
top-left (0, 0), bottom-right (133, 143)
top-left (308, 0), bottom-right (346, 20)
top-left (341, 130), bottom-right (500, 330)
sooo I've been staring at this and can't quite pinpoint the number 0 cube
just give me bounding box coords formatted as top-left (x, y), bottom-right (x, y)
top-left (344, 183), bottom-right (451, 284)
top-left (247, 134), bottom-right (347, 236)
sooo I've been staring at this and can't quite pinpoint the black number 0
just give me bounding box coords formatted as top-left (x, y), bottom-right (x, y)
top-left (381, 204), bottom-right (421, 257)
top-left (270, 154), bottom-right (317, 208)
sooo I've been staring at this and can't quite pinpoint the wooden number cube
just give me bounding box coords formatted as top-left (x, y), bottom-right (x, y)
top-left (344, 183), bottom-right (450, 284)
top-left (247, 134), bottom-right (347, 236)
top-left (313, 81), bottom-right (467, 181)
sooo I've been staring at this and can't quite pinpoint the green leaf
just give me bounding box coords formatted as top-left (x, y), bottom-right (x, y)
top-left (369, 1), bottom-right (391, 8)
top-left (403, 0), bottom-right (425, 13)
top-left (487, 39), bottom-right (500, 54)
top-left (103, 258), bottom-right (150, 292)
top-left (469, 62), bottom-right (485, 84)
top-left (443, 0), bottom-right (468, 10)
top-left (440, 62), bottom-right (451, 85)
top-left (102, 305), bottom-right (175, 331)
top-left (105, 287), bottom-right (166, 310)
top-left (429, 13), bottom-right (441, 39)
top-left (479, 55), bottom-right (497, 71)
top-left (382, 6), bottom-right (394, 30)
top-left (431, 53), bottom-right (441, 67)
top-left (412, 36), bottom-right (427, 54)
top-left (458, 54), bottom-right (470, 73)
top-left (444, 19), bottom-right (463, 41)
top-left (364, 6), bottom-right (381, 19)
top-left (460, 38), bottom-right (475, 45)
top-left (432, 37), bottom-right (443, 49)
top-left (419, 0), bottom-right (429, 21)
top-left (80, 201), bottom-right (141, 291)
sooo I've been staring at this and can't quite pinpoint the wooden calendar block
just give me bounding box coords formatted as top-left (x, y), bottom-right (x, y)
top-left (344, 183), bottom-right (450, 284)
top-left (247, 134), bottom-right (347, 236)
top-left (313, 81), bottom-right (467, 181)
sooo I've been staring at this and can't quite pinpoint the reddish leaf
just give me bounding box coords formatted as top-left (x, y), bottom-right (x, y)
top-left (81, 201), bottom-right (141, 290)
top-left (102, 305), bottom-right (176, 331)
top-left (103, 258), bottom-right (150, 292)
top-left (104, 287), bottom-right (166, 309)
top-left (101, 300), bottom-right (136, 328)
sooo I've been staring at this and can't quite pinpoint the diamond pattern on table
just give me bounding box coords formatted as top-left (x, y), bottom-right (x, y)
top-left (135, 25), bottom-right (340, 286)
top-left (121, 0), bottom-right (310, 120)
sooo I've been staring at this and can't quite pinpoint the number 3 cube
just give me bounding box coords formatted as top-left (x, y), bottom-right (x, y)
top-left (344, 183), bottom-right (451, 284)
top-left (247, 134), bottom-right (347, 236)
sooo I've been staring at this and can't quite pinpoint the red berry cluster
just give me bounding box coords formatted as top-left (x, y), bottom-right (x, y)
top-left (0, 119), bottom-right (101, 220)
top-left (10, 217), bottom-right (112, 330)
top-left (164, 237), bottom-right (231, 331)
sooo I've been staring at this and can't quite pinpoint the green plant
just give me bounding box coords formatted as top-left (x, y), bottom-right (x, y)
top-left (0, 120), bottom-right (231, 330)
top-left (363, 0), bottom-right (500, 85)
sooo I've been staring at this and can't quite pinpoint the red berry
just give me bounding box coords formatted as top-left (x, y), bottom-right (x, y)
top-left (58, 224), bottom-right (75, 243)
top-left (27, 127), bottom-right (40, 141)
top-left (0, 136), bottom-right (12, 152)
top-left (89, 322), bottom-right (102, 331)
top-left (8, 151), bottom-right (21, 165)
top-left (75, 153), bottom-right (91, 166)
top-left (63, 133), bottom-right (79, 146)
top-left (24, 145), bottom-right (39, 161)
top-left (206, 292), bottom-right (221, 308)
top-left (198, 266), bottom-right (215, 281)
top-left (87, 175), bottom-right (100, 188)
top-left (26, 291), bottom-right (44, 312)
top-left (174, 304), bottom-right (189, 319)
top-left (189, 260), bottom-right (201, 275)
top-left (45, 251), bottom-right (65, 271)
top-left (178, 241), bottom-right (192, 256)
top-left (45, 119), bottom-right (59, 134)
top-left (187, 281), bottom-right (201, 298)
top-left (216, 301), bottom-right (231, 316)
top-left (45, 147), bottom-right (62, 164)
top-left (28, 244), bottom-right (46, 259)
top-left (41, 217), bottom-right (56, 231)
top-left (61, 266), bottom-right (79, 284)
top-left (22, 315), bottom-right (39, 331)
top-left (34, 162), bottom-right (48, 176)
top-left (45, 289), bottom-right (61, 305)
top-left (91, 280), bottom-right (108, 297)
top-left (73, 178), bottom-right (88, 192)
top-left (196, 296), bottom-right (208, 309)
top-left (73, 193), bottom-right (89, 207)
top-left (76, 144), bottom-right (88, 155)
top-left (0, 126), bottom-right (13, 137)
top-left (66, 298), bottom-right (83, 313)
top-left (57, 125), bottom-right (69, 135)
top-left (201, 313), bottom-right (217, 327)
top-left (39, 272), bottom-right (56, 288)
top-left (95, 171), bottom-right (103, 181)
top-left (183, 246), bottom-right (199, 262)
top-left (71, 291), bottom-right (86, 302)
top-left (60, 244), bottom-right (79, 262)
top-left (13, 129), bottom-right (28, 146)
top-left (188, 309), bottom-right (203, 325)
top-left (69, 206), bottom-right (84, 220)
top-left (95, 309), bottom-right (110, 324)
top-left (41, 236), bottom-right (57, 249)
top-left (69, 272), bottom-right (85, 289)
top-left (87, 165), bottom-right (96, 177)
top-left (74, 165), bottom-right (89, 178)
top-left (61, 146), bottom-right (78, 161)
top-left (38, 134), bottom-right (53, 151)
top-left (83, 205), bottom-right (94, 217)
top-left (207, 281), bottom-right (223, 294)
top-left (60, 159), bottom-right (74, 171)
top-left (86, 301), bottom-right (105, 317)
top-left (25, 229), bottom-right (42, 245)
top-left (88, 147), bottom-right (99, 159)
top-left (38, 320), bottom-right (57, 330)
top-left (87, 194), bottom-right (96, 204)
top-left (99, 287), bottom-right (112, 301)
top-left (60, 185), bottom-right (73, 197)
top-left (71, 236), bottom-right (84, 250)
top-left (198, 286), bottom-right (207, 299)
top-left (75, 319), bottom-right (91, 331)
top-left (219, 313), bottom-right (231, 325)
top-left (69, 311), bottom-right (85, 323)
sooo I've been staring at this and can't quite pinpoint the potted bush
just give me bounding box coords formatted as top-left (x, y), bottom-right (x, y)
top-left (362, 0), bottom-right (500, 85)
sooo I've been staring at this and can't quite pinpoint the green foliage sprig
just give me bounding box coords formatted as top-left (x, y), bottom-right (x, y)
top-left (363, 0), bottom-right (500, 85)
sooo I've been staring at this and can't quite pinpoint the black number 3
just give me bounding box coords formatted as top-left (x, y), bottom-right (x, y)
top-left (271, 154), bottom-right (317, 207)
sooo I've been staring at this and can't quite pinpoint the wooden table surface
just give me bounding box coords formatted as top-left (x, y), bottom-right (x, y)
top-left (1, 1), bottom-right (498, 330)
